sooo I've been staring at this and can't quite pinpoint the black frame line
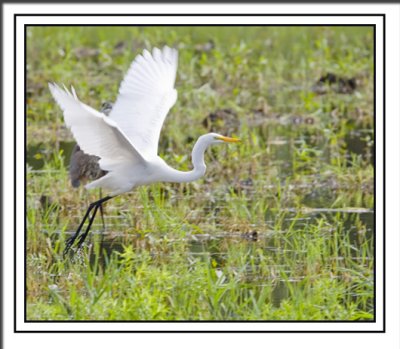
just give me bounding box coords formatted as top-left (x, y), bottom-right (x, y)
top-left (4, 0), bottom-right (400, 3)
top-left (13, 10), bottom-right (18, 336)
top-left (381, 13), bottom-right (386, 336)
top-left (16, 14), bottom-right (384, 333)
top-left (13, 13), bottom-right (387, 16)
top-left (5, 0), bottom-right (400, 3)
top-left (25, 24), bottom-right (377, 27)
top-left (373, 23), bottom-right (376, 324)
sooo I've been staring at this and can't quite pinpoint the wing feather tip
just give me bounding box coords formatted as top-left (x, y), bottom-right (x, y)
top-left (71, 85), bottom-right (78, 100)
top-left (48, 82), bottom-right (59, 95)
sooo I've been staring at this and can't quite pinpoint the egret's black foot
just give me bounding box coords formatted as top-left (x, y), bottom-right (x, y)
top-left (63, 234), bottom-right (80, 256)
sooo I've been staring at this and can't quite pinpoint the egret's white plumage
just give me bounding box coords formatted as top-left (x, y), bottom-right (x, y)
top-left (109, 46), bottom-right (178, 158)
top-left (49, 46), bottom-right (239, 253)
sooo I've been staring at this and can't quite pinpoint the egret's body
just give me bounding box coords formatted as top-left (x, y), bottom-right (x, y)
top-left (49, 46), bottom-right (239, 254)
top-left (85, 134), bottom-right (211, 195)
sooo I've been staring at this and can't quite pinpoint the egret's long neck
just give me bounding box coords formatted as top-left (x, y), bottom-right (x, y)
top-left (162, 137), bottom-right (208, 183)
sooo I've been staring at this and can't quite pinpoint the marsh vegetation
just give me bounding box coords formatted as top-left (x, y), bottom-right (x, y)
top-left (26, 26), bottom-right (374, 320)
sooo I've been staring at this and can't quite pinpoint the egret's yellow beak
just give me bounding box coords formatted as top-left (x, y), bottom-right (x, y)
top-left (216, 135), bottom-right (241, 143)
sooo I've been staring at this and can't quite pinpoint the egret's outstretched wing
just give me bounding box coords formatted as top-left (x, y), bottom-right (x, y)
top-left (49, 83), bottom-right (147, 171)
top-left (109, 46), bottom-right (178, 158)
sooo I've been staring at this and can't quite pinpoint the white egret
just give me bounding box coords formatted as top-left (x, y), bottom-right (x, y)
top-left (49, 46), bottom-right (240, 255)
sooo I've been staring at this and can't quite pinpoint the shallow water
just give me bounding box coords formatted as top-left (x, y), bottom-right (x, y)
top-left (42, 205), bottom-right (372, 308)
top-left (26, 122), bottom-right (374, 171)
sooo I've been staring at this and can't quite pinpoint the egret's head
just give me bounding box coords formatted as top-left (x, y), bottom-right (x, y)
top-left (205, 132), bottom-right (241, 145)
top-left (192, 133), bottom-right (240, 169)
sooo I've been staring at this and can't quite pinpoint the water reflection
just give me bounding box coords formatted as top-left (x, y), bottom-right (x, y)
top-left (26, 126), bottom-right (374, 171)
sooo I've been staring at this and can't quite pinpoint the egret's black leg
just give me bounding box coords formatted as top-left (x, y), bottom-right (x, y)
top-left (99, 203), bottom-right (105, 231)
top-left (99, 188), bottom-right (106, 231)
top-left (76, 195), bottom-right (112, 249)
top-left (76, 203), bottom-right (101, 249)
top-left (64, 196), bottom-right (113, 256)
top-left (64, 202), bottom-right (97, 256)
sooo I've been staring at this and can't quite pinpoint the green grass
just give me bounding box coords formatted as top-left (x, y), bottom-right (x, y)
top-left (26, 25), bottom-right (374, 321)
